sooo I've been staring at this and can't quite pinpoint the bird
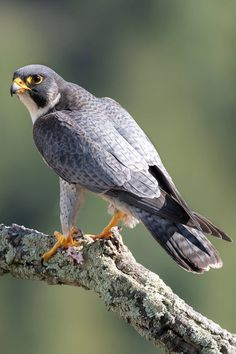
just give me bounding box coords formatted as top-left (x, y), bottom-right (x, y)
top-left (10, 64), bottom-right (231, 273)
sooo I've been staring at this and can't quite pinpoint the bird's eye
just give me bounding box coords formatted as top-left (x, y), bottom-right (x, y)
top-left (26, 75), bottom-right (44, 85)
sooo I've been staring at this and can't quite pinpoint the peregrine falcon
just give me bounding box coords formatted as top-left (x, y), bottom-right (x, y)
top-left (10, 64), bottom-right (231, 273)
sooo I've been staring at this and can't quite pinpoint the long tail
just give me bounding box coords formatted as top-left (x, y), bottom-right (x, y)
top-left (134, 209), bottom-right (223, 273)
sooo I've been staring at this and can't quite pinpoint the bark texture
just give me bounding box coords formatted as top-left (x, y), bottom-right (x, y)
top-left (0, 223), bottom-right (235, 354)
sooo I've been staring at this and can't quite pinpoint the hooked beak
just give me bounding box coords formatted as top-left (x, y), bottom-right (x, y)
top-left (10, 77), bottom-right (31, 96)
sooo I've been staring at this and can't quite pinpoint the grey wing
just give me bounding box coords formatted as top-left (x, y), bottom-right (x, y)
top-left (103, 97), bottom-right (231, 240)
top-left (103, 97), bottom-right (187, 200)
top-left (33, 110), bottom-right (160, 198)
top-left (102, 97), bottom-right (162, 167)
top-left (102, 97), bottom-right (198, 218)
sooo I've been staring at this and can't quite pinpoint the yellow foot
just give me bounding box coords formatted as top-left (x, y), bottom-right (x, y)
top-left (91, 210), bottom-right (126, 241)
top-left (92, 230), bottom-right (113, 241)
top-left (42, 226), bottom-right (81, 262)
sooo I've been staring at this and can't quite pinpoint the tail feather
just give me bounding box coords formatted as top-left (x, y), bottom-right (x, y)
top-left (106, 189), bottom-right (231, 242)
top-left (193, 212), bottom-right (232, 242)
top-left (135, 209), bottom-right (222, 273)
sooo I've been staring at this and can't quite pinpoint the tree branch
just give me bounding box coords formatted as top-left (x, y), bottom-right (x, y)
top-left (0, 224), bottom-right (235, 353)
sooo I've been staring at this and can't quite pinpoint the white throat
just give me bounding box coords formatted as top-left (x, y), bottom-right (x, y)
top-left (18, 92), bottom-right (61, 124)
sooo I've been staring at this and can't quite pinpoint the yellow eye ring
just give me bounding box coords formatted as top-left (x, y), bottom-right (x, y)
top-left (26, 75), bottom-right (44, 85)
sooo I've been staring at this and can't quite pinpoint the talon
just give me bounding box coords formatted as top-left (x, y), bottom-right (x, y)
top-left (91, 210), bottom-right (126, 241)
top-left (92, 230), bottom-right (113, 241)
top-left (42, 226), bottom-right (81, 262)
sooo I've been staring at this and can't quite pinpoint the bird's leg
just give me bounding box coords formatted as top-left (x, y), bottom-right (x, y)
top-left (42, 180), bottom-right (84, 262)
top-left (42, 226), bottom-right (81, 262)
top-left (92, 210), bottom-right (126, 240)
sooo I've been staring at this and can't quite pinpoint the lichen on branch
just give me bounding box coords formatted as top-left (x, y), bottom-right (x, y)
top-left (0, 223), bottom-right (235, 354)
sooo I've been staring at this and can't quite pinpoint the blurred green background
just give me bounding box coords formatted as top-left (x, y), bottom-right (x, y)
top-left (0, 1), bottom-right (235, 353)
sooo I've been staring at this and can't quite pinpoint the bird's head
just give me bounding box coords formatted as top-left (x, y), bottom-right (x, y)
top-left (10, 64), bottom-right (63, 123)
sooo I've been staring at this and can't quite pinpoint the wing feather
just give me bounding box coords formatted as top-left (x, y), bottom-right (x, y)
top-left (33, 110), bottom-right (160, 198)
top-left (103, 98), bottom-right (232, 238)
top-left (103, 97), bottom-right (200, 228)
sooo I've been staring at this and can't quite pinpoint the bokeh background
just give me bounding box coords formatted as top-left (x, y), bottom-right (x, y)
top-left (0, 1), bottom-right (236, 353)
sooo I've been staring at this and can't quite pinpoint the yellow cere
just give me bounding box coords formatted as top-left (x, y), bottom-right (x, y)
top-left (13, 77), bottom-right (30, 90)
